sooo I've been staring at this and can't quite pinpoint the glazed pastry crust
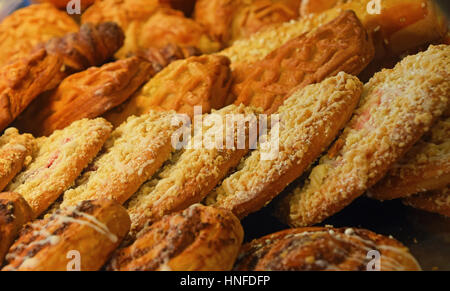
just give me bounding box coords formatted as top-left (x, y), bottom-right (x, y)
top-left (16, 57), bottom-right (153, 137)
top-left (234, 227), bottom-right (421, 271)
top-left (127, 104), bottom-right (259, 236)
top-left (6, 118), bottom-right (112, 218)
top-left (107, 204), bottom-right (243, 271)
top-left (0, 129), bottom-right (36, 192)
top-left (104, 55), bottom-right (232, 127)
top-left (60, 111), bottom-right (185, 209)
top-left (2, 199), bottom-right (130, 271)
top-left (232, 10), bottom-right (374, 113)
top-left (0, 193), bottom-right (33, 266)
top-left (208, 73), bottom-right (363, 219)
top-left (368, 116), bottom-right (450, 200)
top-left (403, 187), bottom-right (450, 217)
top-left (277, 45), bottom-right (450, 227)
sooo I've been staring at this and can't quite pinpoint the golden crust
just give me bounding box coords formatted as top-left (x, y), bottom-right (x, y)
top-left (127, 104), bottom-right (259, 237)
top-left (33, 0), bottom-right (95, 9)
top-left (0, 129), bottom-right (36, 191)
top-left (6, 118), bottom-right (112, 218)
top-left (232, 10), bottom-right (374, 113)
top-left (104, 55), bottom-right (232, 127)
top-left (194, 0), bottom-right (300, 46)
top-left (368, 116), bottom-right (450, 200)
top-left (107, 204), bottom-right (243, 271)
top-left (0, 3), bottom-right (78, 67)
top-left (208, 73), bottom-right (363, 219)
top-left (0, 48), bottom-right (63, 131)
top-left (234, 227), bottom-right (421, 271)
top-left (277, 45), bottom-right (450, 227)
top-left (403, 187), bottom-right (450, 217)
top-left (2, 199), bottom-right (130, 271)
top-left (60, 111), bottom-right (185, 209)
top-left (15, 57), bottom-right (154, 137)
top-left (0, 193), bottom-right (33, 266)
top-left (300, 0), bottom-right (345, 16)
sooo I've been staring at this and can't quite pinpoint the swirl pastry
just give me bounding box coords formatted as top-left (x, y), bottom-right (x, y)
top-left (6, 118), bottom-right (112, 218)
top-left (277, 45), bottom-right (450, 227)
top-left (368, 116), bottom-right (450, 200)
top-left (207, 73), bottom-right (363, 219)
top-left (232, 10), bottom-right (374, 113)
top-left (0, 129), bottom-right (35, 191)
top-left (0, 193), bottom-right (32, 266)
top-left (104, 55), bottom-right (232, 127)
top-left (234, 227), bottom-right (421, 271)
top-left (107, 204), bottom-right (243, 271)
top-left (127, 104), bottom-right (259, 237)
top-left (403, 187), bottom-right (450, 217)
top-left (2, 199), bottom-right (130, 271)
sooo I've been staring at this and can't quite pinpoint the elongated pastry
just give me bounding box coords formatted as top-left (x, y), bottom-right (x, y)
top-left (0, 3), bottom-right (78, 67)
top-left (2, 199), bottom-right (130, 271)
top-left (368, 116), bottom-right (450, 200)
top-left (60, 111), bottom-right (185, 209)
top-left (0, 193), bottom-right (32, 266)
top-left (300, 0), bottom-right (345, 16)
top-left (104, 55), bottom-right (232, 127)
top-left (0, 129), bottom-right (35, 191)
top-left (234, 227), bottom-right (421, 271)
top-left (6, 118), bottom-right (112, 218)
top-left (232, 10), bottom-right (374, 113)
top-left (107, 204), bottom-right (243, 271)
top-left (194, 0), bottom-right (301, 46)
top-left (207, 73), bottom-right (363, 219)
top-left (15, 57), bottom-right (154, 137)
top-left (0, 48), bottom-right (63, 131)
top-left (277, 45), bottom-right (450, 227)
top-left (403, 187), bottom-right (450, 217)
top-left (127, 104), bottom-right (259, 236)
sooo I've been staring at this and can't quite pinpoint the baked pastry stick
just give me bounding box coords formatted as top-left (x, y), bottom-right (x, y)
top-left (277, 45), bottom-right (450, 227)
top-left (104, 55), bottom-right (232, 127)
top-left (0, 193), bottom-right (33, 266)
top-left (194, 0), bottom-right (301, 46)
top-left (2, 199), bottom-right (130, 271)
top-left (403, 187), bottom-right (450, 217)
top-left (368, 116), bottom-right (450, 200)
top-left (6, 118), bottom-right (112, 218)
top-left (107, 204), bottom-right (243, 271)
top-left (60, 111), bottom-right (185, 209)
top-left (0, 48), bottom-right (63, 131)
top-left (0, 129), bottom-right (35, 191)
top-left (0, 3), bottom-right (78, 67)
top-left (232, 10), bottom-right (374, 113)
top-left (15, 57), bottom-right (154, 137)
top-left (127, 104), bottom-right (259, 237)
top-left (207, 73), bottom-right (363, 219)
top-left (234, 227), bottom-right (421, 271)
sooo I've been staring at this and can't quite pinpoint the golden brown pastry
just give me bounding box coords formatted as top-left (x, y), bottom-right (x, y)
top-left (2, 199), bottom-right (130, 271)
top-left (276, 45), bottom-right (450, 228)
top-left (194, 0), bottom-right (301, 46)
top-left (0, 193), bottom-right (33, 266)
top-left (0, 48), bottom-right (63, 131)
top-left (107, 204), bottom-right (243, 271)
top-left (368, 116), bottom-right (450, 200)
top-left (0, 129), bottom-right (35, 192)
top-left (127, 104), bottom-right (259, 237)
top-left (234, 227), bottom-right (421, 271)
top-left (15, 57), bottom-right (153, 137)
top-left (82, 0), bottom-right (220, 58)
top-left (232, 10), bottom-right (374, 113)
top-left (207, 73), bottom-right (363, 219)
top-left (300, 0), bottom-right (345, 16)
top-left (403, 187), bottom-right (450, 217)
top-left (0, 3), bottom-right (78, 67)
top-left (60, 111), bottom-right (185, 209)
top-left (32, 0), bottom-right (95, 10)
top-left (134, 44), bottom-right (200, 72)
top-left (104, 55), bottom-right (232, 127)
top-left (6, 118), bottom-right (112, 218)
